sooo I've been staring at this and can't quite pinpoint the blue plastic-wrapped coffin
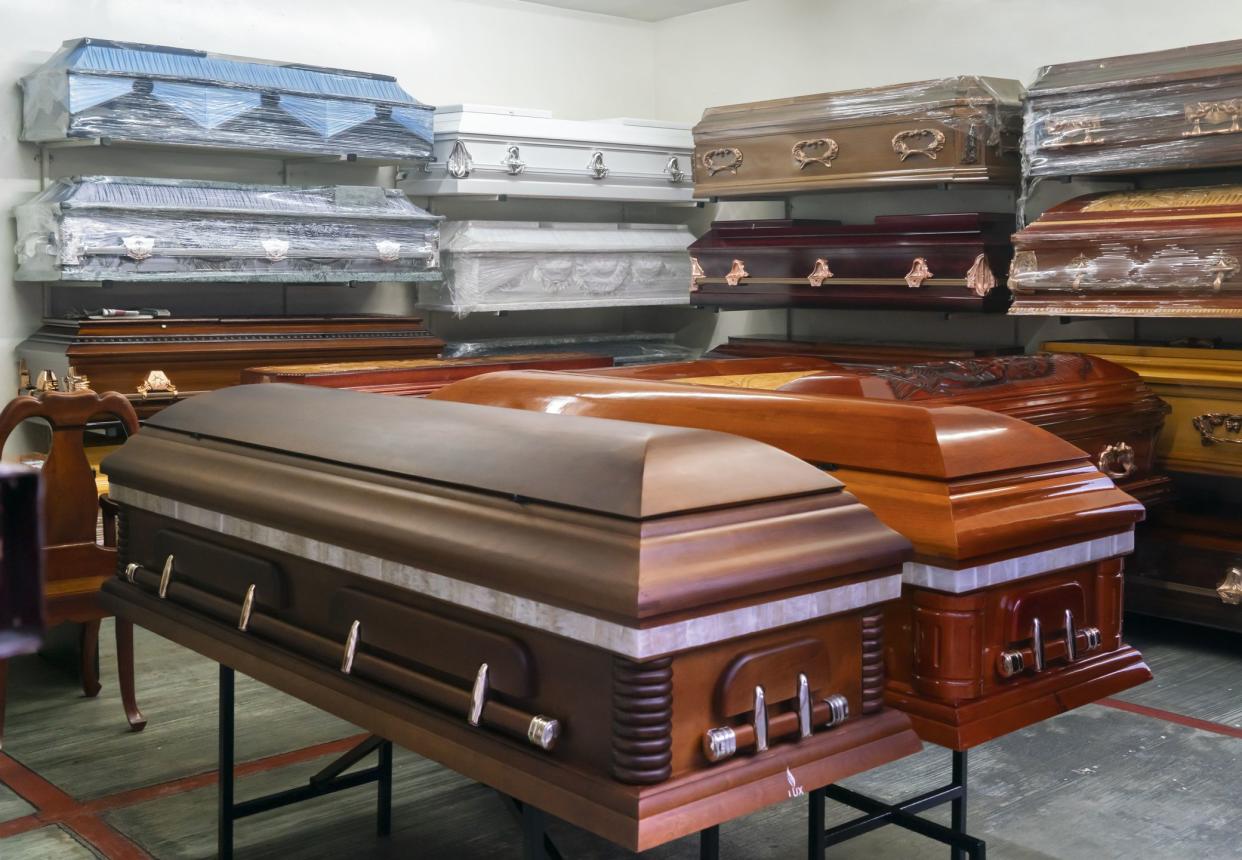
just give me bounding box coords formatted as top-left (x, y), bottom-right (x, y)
top-left (15, 176), bottom-right (442, 284)
top-left (20, 38), bottom-right (433, 161)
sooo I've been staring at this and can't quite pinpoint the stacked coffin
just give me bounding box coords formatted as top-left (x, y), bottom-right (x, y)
top-left (20, 37), bottom-right (434, 161)
top-left (432, 372), bottom-right (1147, 750)
top-left (100, 384), bottom-right (921, 851)
top-left (431, 371), bottom-right (1150, 750)
top-left (708, 336), bottom-right (1022, 364)
top-left (399, 105), bottom-right (695, 202)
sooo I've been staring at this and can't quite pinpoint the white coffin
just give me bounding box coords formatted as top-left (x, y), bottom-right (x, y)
top-left (421, 221), bottom-right (692, 314)
top-left (399, 105), bottom-right (695, 202)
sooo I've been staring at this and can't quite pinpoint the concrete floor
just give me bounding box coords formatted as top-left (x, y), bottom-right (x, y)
top-left (0, 616), bottom-right (1238, 859)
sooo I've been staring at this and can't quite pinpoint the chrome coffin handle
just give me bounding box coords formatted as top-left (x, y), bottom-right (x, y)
top-left (664, 155), bottom-right (685, 183)
top-left (752, 685), bottom-right (769, 753)
top-left (796, 673), bottom-right (813, 739)
top-left (1063, 609), bottom-right (1077, 663)
top-left (586, 150), bottom-right (609, 180)
top-left (238, 585), bottom-right (256, 632)
top-left (1193, 413), bottom-right (1242, 446)
top-left (158, 554), bottom-right (175, 599)
top-left (701, 678), bottom-right (849, 763)
top-left (340, 620), bottom-right (361, 675)
top-left (446, 139), bottom-right (473, 179)
top-left (501, 145), bottom-right (526, 175)
top-left (998, 616), bottom-right (1104, 677)
top-left (469, 663), bottom-right (489, 727)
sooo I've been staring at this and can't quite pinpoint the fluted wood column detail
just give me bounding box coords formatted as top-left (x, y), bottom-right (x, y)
top-left (610, 656), bottom-right (673, 784)
top-left (861, 612), bottom-right (885, 714)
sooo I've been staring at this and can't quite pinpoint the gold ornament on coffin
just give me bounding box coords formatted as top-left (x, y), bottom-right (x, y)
top-left (1217, 567), bottom-right (1242, 606)
top-left (1184, 99), bottom-right (1242, 137)
top-left (690, 257), bottom-right (705, 292)
top-left (725, 259), bottom-right (749, 287)
top-left (1067, 253), bottom-right (1092, 289)
top-left (891, 128), bottom-right (946, 162)
top-left (904, 257), bottom-right (932, 289)
top-left (964, 254), bottom-right (996, 297)
top-left (807, 258), bottom-right (833, 288)
top-left (792, 138), bottom-right (839, 170)
top-left (1209, 253), bottom-right (1240, 291)
top-left (137, 369), bottom-right (177, 399)
top-left (702, 147), bottom-right (743, 176)
top-left (1043, 116), bottom-right (1103, 149)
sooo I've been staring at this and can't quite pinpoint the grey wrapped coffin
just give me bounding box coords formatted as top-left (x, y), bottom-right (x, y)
top-left (14, 176), bottom-right (442, 284)
top-left (20, 37), bottom-right (434, 161)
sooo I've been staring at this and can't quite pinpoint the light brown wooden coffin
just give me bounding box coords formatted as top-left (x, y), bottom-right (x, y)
top-left (692, 77), bottom-right (1023, 198)
top-left (99, 384), bottom-right (919, 851)
top-left (431, 372), bottom-right (1150, 750)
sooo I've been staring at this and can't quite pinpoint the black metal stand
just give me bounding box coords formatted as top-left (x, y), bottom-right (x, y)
top-left (807, 748), bottom-right (985, 859)
top-left (217, 664), bottom-right (394, 860)
top-left (508, 794), bottom-right (720, 860)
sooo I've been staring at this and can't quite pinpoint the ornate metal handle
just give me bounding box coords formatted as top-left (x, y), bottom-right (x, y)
top-left (904, 257), bottom-right (932, 289)
top-left (123, 236), bottom-right (155, 261)
top-left (586, 150), bottom-right (609, 180)
top-left (261, 238), bottom-right (289, 262)
top-left (1209, 253), bottom-right (1240, 290)
top-left (690, 256), bottom-right (705, 292)
top-left (501, 145), bottom-right (526, 175)
top-left (807, 258), bottom-right (833, 287)
top-left (1183, 99), bottom-right (1242, 137)
top-left (136, 370), bottom-right (177, 399)
top-left (891, 129), bottom-right (946, 162)
top-left (1193, 412), bottom-right (1242, 445)
top-left (965, 254), bottom-right (996, 297)
top-left (725, 259), bottom-right (749, 286)
top-left (664, 155), bottom-right (685, 183)
top-left (1218, 567), bottom-right (1242, 605)
top-left (446, 140), bottom-right (473, 179)
top-left (792, 138), bottom-right (839, 170)
top-left (1098, 442), bottom-right (1136, 479)
top-left (702, 147), bottom-right (743, 176)
top-left (1043, 116), bottom-right (1104, 148)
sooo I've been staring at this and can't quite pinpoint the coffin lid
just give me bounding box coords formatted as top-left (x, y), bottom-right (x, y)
top-left (694, 76), bottom-right (1024, 138)
top-left (1014, 185), bottom-right (1242, 242)
top-left (1030, 39), bottom-right (1242, 95)
top-left (36, 37), bottom-right (431, 108)
top-left (433, 104), bottom-right (693, 143)
top-left (442, 220), bottom-right (691, 253)
top-left (692, 214), bottom-right (1013, 246)
top-left (117, 383), bottom-right (841, 519)
top-left (25, 176), bottom-right (439, 223)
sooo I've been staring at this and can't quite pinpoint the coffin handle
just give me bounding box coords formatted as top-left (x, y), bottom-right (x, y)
top-left (701, 147), bottom-right (743, 176)
top-left (725, 259), bottom-right (749, 287)
top-left (891, 128), bottom-right (946, 162)
top-left (1217, 567), bottom-right (1242, 606)
top-left (1192, 413), bottom-right (1242, 446)
top-left (586, 150), bottom-right (609, 180)
top-left (1098, 442), bottom-right (1136, 479)
top-left (701, 693), bottom-right (849, 764)
top-left (807, 258), bottom-right (833, 288)
top-left (501, 145), bottom-right (526, 176)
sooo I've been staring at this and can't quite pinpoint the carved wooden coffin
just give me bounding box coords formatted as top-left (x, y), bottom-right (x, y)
top-left (600, 354), bottom-right (1172, 506)
top-left (1010, 186), bottom-right (1242, 316)
top-left (1044, 340), bottom-right (1242, 478)
top-left (18, 315), bottom-right (444, 418)
top-left (399, 105), bottom-right (694, 202)
top-left (15, 176), bottom-right (441, 285)
top-left (709, 336), bottom-right (1022, 365)
top-left (0, 466), bottom-right (44, 660)
top-left (432, 372), bottom-right (1150, 750)
top-left (20, 37), bottom-right (433, 161)
top-left (1128, 474), bottom-right (1242, 633)
top-left (421, 221), bottom-right (691, 313)
top-left (240, 353), bottom-right (614, 396)
top-left (98, 385), bottom-right (920, 850)
top-left (1025, 39), bottom-right (1242, 179)
top-left (689, 216), bottom-right (1013, 312)
top-left (692, 77), bottom-right (1023, 198)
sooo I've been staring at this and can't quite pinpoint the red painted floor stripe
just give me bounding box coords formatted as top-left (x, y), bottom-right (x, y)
top-left (66, 815), bottom-right (155, 860)
top-left (1098, 697), bottom-right (1242, 740)
top-left (0, 753), bottom-right (79, 817)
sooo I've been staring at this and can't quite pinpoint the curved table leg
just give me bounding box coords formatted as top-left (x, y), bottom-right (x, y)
top-left (80, 620), bottom-right (101, 698)
top-left (115, 619), bottom-right (146, 731)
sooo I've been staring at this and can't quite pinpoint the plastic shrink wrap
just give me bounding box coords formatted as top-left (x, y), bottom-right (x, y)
top-left (1009, 185), bottom-right (1242, 316)
top-left (421, 221), bottom-right (691, 314)
top-left (15, 176), bottom-right (442, 284)
top-left (21, 37), bottom-right (433, 161)
top-left (442, 333), bottom-right (697, 366)
top-left (1025, 39), bottom-right (1242, 178)
top-left (692, 76), bottom-right (1023, 196)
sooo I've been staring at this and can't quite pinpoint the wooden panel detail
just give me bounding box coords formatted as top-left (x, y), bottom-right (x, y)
top-left (861, 613), bottom-right (885, 714)
top-left (716, 637), bottom-right (825, 717)
top-left (611, 656), bottom-right (673, 785)
top-left (910, 603), bottom-right (981, 703)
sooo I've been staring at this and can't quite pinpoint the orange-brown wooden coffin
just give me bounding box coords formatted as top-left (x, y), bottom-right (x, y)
top-left (431, 372), bottom-right (1152, 750)
top-left (98, 385), bottom-right (919, 852)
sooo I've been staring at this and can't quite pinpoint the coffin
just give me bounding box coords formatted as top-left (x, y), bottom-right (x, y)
top-left (15, 176), bottom-right (441, 285)
top-left (420, 221), bottom-right (691, 314)
top-left (1010, 186), bottom-right (1242, 316)
top-left (241, 353), bottom-right (614, 396)
top-left (20, 37), bottom-right (433, 161)
top-left (690, 216), bottom-right (1013, 312)
top-left (99, 385), bottom-right (920, 851)
top-left (708, 336), bottom-right (1022, 365)
top-left (443, 332), bottom-right (698, 366)
top-left (692, 77), bottom-right (1023, 198)
top-left (432, 371), bottom-right (1150, 750)
top-left (0, 466), bottom-right (43, 659)
top-left (1025, 39), bottom-right (1242, 179)
top-left (19, 315), bottom-right (444, 418)
top-left (592, 354), bottom-right (1173, 506)
top-left (399, 105), bottom-right (694, 202)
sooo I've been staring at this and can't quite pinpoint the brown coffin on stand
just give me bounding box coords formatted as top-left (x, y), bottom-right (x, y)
top-left (98, 385), bottom-right (919, 852)
top-left (1009, 186), bottom-right (1242, 317)
top-left (432, 372), bottom-right (1150, 750)
top-left (594, 354), bottom-right (1172, 506)
top-left (240, 353), bottom-right (613, 396)
top-left (689, 216), bottom-right (1014, 312)
top-left (1025, 39), bottom-right (1242, 179)
top-left (18, 316), bottom-right (445, 418)
top-left (708, 335), bottom-right (1023, 365)
top-left (692, 77), bottom-right (1023, 198)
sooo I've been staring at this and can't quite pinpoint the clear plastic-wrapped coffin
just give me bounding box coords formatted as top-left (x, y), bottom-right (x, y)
top-left (15, 176), bottom-right (442, 284)
top-left (399, 105), bottom-right (694, 202)
top-left (421, 220), bottom-right (691, 314)
top-left (432, 370), bottom-right (1150, 750)
top-left (20, 37), bottom-right (433, 161)
top-left (100, 384), bottom-right (919, 851)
